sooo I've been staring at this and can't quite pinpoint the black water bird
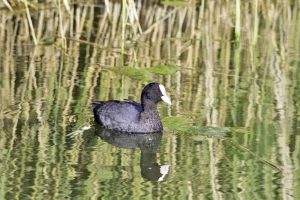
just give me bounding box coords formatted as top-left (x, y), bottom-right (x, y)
top-left (92, 83), bottom-right (172, 133)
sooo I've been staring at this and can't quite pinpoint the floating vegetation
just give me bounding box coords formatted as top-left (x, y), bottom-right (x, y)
top-left (147, 65), bottom-right (178, 75)
top-left (162, 116), bottom-right (193, 132)
top-left (163, 116), bottom-right (231, 136)
top-left (107, 65), bottom-right (178, 80)
top-left (110, 67), bottom-right (150, 81)
top-left (161, 0), bottom-right (191, 7)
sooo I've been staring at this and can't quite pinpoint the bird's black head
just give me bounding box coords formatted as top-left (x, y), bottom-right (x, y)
top-left (141, 83), bottom-right (171, 107)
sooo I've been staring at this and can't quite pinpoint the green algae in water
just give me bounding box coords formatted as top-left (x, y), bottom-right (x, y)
top-left (109, 65), bottom-right (177, 80)
top-left (162, 116), bottom-right (231, 137)
top-left (162, 116), bottom-right (193, 132)
top-left (110, 67), bottom-right (150, 81)
top-left (147, 65), bottom-right (178, 75)
top-left (161, 0), bottom-right (190, 7)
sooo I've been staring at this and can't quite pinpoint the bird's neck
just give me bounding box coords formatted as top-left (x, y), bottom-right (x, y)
top-left (141, 99), bottom-right (157, 111)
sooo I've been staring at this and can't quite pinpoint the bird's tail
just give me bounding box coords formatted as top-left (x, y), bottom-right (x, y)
top-left (91, 103), bottom-right (97, 111)
top-left (91, 102), bottom-right (103, 111)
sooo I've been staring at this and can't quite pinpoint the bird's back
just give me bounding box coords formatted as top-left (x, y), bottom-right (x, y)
top-left (92, 101), bottom-right (143, 131)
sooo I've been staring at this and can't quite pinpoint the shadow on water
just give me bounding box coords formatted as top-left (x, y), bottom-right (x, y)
top-left (95, 125), bottom-right (169, 182)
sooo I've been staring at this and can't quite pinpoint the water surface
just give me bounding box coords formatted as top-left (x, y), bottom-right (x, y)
top-left (1, 1), bottom-right (300, 199)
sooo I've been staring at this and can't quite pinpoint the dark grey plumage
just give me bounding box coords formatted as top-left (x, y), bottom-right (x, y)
top-left (92, 83), bottom-right (171, 133)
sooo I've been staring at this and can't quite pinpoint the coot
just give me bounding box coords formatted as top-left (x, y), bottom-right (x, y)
top-left (92, 83), bottom-right (171, 133)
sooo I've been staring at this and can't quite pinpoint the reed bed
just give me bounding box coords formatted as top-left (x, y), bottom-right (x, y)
top-left (0, 0), bottom-right (300, 199)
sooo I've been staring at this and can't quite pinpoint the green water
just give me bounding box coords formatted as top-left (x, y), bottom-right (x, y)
top-left (1, 1), bottom-right (300, 200)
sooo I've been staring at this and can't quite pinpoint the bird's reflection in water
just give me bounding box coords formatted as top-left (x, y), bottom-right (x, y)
top-left (95, 126), bottom-right (169, 182)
